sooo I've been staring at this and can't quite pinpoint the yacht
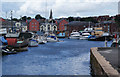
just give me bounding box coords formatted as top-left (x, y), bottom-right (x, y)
top-left (69, 30), bottom-right (80, 39)
top-left (37, 35), bottom-right (47, 44)
top-left (28, 32), bottom-right (39, 47)
top-left (46, 33), bottom-right (58, 42)
top-left (79, 31), bottom-right (90, 40)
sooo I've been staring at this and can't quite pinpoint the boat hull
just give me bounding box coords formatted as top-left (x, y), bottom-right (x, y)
top-left (28, 40), bottom-right (38, 47)
top-left (88, 36), bottom-right (112, 41)
top-left (47, 38), bottom-right (58, 42)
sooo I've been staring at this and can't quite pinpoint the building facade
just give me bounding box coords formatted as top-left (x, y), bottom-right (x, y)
top-left (40, 23), bottom-right (57, 32)
top-left (27, 19), bottom-right (40, 31)
top-left (56, 19), bottom-right (68, 31)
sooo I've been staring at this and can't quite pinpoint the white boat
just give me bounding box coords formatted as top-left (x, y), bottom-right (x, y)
top-left (46, 33), bottom-right (58, 42)
top-left (28, 32), bottom-right (39, 47)
top-left (80, 31), bottom-right (90, 40)
top-left (69, 30), bottom-right (80, 39)
top-left (37, 36), bottom-right (47, 44)
top-left (28, 39), bottom-right (38, 47)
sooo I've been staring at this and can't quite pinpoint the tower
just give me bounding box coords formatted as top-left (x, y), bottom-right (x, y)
top-left (49, 9), bottom-right (53, 19)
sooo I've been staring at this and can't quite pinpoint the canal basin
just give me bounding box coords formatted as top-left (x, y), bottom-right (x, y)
top-left (2, 39), bottom-right (111, 75)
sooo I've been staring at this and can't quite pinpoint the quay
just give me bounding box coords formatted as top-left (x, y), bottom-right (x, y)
top-left (90, 47), bottom-right (120, 77)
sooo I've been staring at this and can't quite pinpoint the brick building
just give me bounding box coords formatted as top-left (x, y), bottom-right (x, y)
top-left (56, 19), bottom-right (68, 31)
top-left (27, 19), bottom-right (40, 31)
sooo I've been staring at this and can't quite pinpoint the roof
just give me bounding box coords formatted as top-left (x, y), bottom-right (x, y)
top-left (65, 21), bottom-right (95, 26)
top-left (56, 19), bottom-right (69, 25)
top-left (95, 21), bottom-right (115, 26)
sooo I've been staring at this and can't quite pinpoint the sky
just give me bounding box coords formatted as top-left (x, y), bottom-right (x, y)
top-left (0, 0), bottom-right (120, 19)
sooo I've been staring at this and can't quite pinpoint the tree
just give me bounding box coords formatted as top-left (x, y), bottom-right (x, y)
top-left (27, 17), bottom-right (31, 20)
top-left (12, 18), bottom-right (19, 22)
top-left (115, 15), bottom-right (120, 27)
top-left (35, 14), bottom-right (43, 20)
top-left (67, 17), bottom-right (74, 22)
top-left (21, 16), bottom-right (27, 21)
top-left (80, 17), bottom-right (98, 23)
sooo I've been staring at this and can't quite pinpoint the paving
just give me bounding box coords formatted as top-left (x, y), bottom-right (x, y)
top-left (98, 47), bottom-right (120, 73)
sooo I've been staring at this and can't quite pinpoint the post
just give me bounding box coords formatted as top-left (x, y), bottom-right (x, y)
top-left (105, 37), bottom-right (107, 47)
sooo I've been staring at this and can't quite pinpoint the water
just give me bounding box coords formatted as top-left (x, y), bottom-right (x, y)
top-left (2, 39), bottom-right (112, 75)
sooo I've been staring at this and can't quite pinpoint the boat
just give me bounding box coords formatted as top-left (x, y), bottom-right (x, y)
top-left (111, 34), bottom-right (120, 47)
top-left (79, 31), bottom-right (90, 40)
top-left (37, 35), bottom-right (47, 44)
top-left (111, 39), bottom-right (120, 47)
top-left (28, 32), bottom-right (39, 47)
top-left (0, 36), bottom-right (8, 45)
top-left (57, 32), bottom-right (66, 38)
top-left (88, 33), bottom-right (112, 41)
top-left (28, 39), bottom-right (39, 47)
top-left (5, 33), bottom-right (29, 51)
top-left (2, 46), bottom-right (17, 55)
top-left (69, 30), bottom-right (80, 39)
top-left (46, 33), bottom-right (58, 42)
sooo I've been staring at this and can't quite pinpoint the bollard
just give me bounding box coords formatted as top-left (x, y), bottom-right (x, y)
top-left (105, 40), bottom-right (107, 47)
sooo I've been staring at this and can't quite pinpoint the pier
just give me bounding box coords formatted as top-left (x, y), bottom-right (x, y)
top-left (90, 47), bottom-right (120, 77)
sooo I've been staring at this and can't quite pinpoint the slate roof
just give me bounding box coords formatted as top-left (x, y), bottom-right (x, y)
top-left (65, 21), bottom-right (95, 26)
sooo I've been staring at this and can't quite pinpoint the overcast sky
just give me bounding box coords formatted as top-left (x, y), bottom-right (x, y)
top-left (0, 0), bottom-right (120, 19)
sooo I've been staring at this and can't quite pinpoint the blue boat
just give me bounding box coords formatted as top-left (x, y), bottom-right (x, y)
top-left (0, 36), bottom-right (8, 45)
top-left (57, 33), bottom-right (66, 38)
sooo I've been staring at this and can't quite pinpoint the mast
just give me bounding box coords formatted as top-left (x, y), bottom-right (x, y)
top-left (20, 15), bottom-right (22, 32)
top-left (10, 11), bottom-right (13, 33)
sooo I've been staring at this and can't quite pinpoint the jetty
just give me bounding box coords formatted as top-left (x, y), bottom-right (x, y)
top-left (90, 47), bottom-right (120, 77)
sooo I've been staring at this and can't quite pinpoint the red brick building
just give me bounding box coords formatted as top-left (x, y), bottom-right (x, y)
top-left (27, 19), bottom-right (40, 31)
top-left (56, 19), bottom-right (68, 31)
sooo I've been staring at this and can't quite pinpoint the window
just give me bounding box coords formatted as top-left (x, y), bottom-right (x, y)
top-left (32, 23), bottom-right (34, 24)
top-left (32, 26), bottom-right (34, 27)
top-left (48, 25), bottom-right (50, 30)
top-left (54, 26), bottom-right (56, 31)
top-left (35, 26), bottom-right (37, 27)
top-left (41, 26), bottom-right (43, 31)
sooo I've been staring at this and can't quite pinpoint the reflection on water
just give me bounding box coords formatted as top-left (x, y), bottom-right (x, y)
top-left (2, 39), bottom-right (112, 75)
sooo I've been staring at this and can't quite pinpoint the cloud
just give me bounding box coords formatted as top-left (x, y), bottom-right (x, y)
top-left (1, 0), bottom-right (119, 19)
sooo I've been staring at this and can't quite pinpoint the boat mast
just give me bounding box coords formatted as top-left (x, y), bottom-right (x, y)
top-left (10, 11), bottom-right (13, 33)
top-left (20, 15), bottom-right (22, 32)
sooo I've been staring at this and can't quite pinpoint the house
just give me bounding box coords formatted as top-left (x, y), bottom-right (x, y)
top-left (40, 9), bottom-right (57, 33)
top-left (27, 19), bottom-right (40, 31)
top-left (40, 23), bottom-right (57, 32)
top-left (22, 22), bottom-right (27, 32)
top-left (56, 19), bottom-right (68, 31)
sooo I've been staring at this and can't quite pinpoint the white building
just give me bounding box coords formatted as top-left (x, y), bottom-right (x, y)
top-left (15, 22), bottom-right (27, 32)
top-left (40, 23), bottom-right (57, 32)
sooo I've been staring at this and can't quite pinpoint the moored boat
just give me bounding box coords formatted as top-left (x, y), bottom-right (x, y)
top-left (46, 33), bottom-right (58, 42)
top-left (57, 32), bottom-right (66, 38)
top-left (69, 30), bottom-right (80, 39)
top-left (2, 46), bottom-right (17, 55)
top-left (5, 33), bottom-right (29, 51)
top-left (79, 31), bottom-right (90, 40)
top-left (88, 33), bottom-right (112, 41)
top-left (28, 39), bottom-right (39, 47)
top-left (37, 36), bottom-right (47, 44)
